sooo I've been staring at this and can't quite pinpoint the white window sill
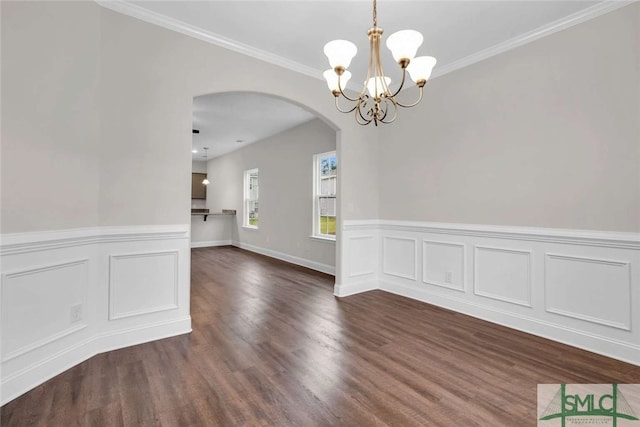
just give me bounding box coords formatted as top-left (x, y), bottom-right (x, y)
top-left (243, 226), bottom-right (258, 231)
top-left (309, 235), bottom-right (336, 243)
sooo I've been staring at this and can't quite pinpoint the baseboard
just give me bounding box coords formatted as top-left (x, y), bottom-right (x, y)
top-left (1, 316), bottom-right (191, 405)
top-left (1, 225), bottom-right (192, 405)
top-left (191, 240), bottom-right (232, 248)
top-left (379, 280), bottom-right (640, 367)
top-left (339, 219), bottom-right (639, 367)
top-left (333, 280), bottom-right (378, 297)
top-left (232, 241), bottom-right (335, 275)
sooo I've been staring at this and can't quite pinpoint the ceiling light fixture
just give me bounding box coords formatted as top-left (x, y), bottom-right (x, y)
top-left (202, 147), bottom-right (210, 185)
top-left (192, 149), bottom-right (198, 153)
top-left (323, 0), bottom-right (436, 126)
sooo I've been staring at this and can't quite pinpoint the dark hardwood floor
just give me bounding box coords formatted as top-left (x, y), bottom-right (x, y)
top-left (2, 246), bottom-right (639, 426)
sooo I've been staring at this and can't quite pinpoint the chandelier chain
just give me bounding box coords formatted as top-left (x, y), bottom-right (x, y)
top-left (373, 0), bottom-right (377, 27)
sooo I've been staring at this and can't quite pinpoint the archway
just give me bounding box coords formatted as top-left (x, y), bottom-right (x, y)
top-left (189, 91), bottom-right (342, 282)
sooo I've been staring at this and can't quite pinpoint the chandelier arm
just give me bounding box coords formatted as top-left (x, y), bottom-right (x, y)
top-left (337, 75), bottom-right (363, 102)
top-left (337, 88), bottom-right (361, 103)
top-left (380, 98), bottom-right (398, 124)
top-left (373, 38), bottom-right (383, 98)
top-left (334, 96), bottom-right (358, 114)
top-left (373, 31), bottom-right (393, 98)
top-left (375, 98), bottom-right (388, 124)
top-left (360, 30), bottom-right (376, 99)
top-left (375, 97), bottom-right (389, 122)
top-left (388, 67), bottom-right (408, 99)
top-left (357, 99), bottom-right (373, 124)
top-left (394, 85), bottom-right (424, 108)
top-left (355, 102), bottom-right (373, 126)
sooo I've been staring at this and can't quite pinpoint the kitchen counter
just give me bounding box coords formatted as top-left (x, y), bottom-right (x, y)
top-left (191, 209), bottom-right (236, 221)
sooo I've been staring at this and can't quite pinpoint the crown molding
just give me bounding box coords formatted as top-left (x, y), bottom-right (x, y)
top-left (431, 0), bottom-right (634, 79)
top-left (95, 0), bottom-right (323, 80)
top-left (96, 0), bottom-right (633, 83)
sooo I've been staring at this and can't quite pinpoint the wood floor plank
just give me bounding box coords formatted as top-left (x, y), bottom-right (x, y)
top-left (3, 245), bottom-right (640, 426)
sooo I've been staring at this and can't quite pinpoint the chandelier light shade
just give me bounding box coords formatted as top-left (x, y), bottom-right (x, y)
top-left (323, 40), bottom-right (358, 70)
top-left (407, 56), bottom-right (437, 83)
top-left (366, 76), bottom-right (391, 98)
top-left (323, 69), bottom-right (352, 93)
top-left (386, 30), bottom-right (423, 63)
top-left (323, 0), bottom-right (436, 126)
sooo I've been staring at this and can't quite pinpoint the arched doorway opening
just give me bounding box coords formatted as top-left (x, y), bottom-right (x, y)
top-left (189, 91), bottom-right (341, 279)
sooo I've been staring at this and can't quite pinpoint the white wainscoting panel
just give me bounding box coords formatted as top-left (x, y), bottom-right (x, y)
top-left (337, 219), bottom-right (640, 366)
top-left (348, 235), bottom-right (377, 278)
top-left (0, 225), bottom-right (191, 405)
top-left (474, 246), bottom-right (532, 307)
top-left (109, 251), bottom-right (179, 320)
top-left (1, 259), bottom-right (89, 362)
top-left (545, 253), bottom-right (631, 330)
top-left (422, 240), bottom-right (465, 292)
top-left (335, 223), bottom-right (379, 297)
top-left (382, 236), bottom-right (417, 280)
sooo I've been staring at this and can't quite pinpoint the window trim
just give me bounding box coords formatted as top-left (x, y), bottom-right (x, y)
top-left (243, 168), bottom-right (259, 229)
top-left (312, 151), bottom-right (337, 241)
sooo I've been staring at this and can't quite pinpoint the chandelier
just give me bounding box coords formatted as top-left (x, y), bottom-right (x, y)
top-left (322, 0), bottom-right (436, 126)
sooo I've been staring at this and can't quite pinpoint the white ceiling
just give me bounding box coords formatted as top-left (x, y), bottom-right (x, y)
top-left (100, 0), bottom-right (624, 159)
top-left (192, 92), bottom-right (316, 160)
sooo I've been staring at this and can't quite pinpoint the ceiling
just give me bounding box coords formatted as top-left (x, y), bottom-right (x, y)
top-left (192, 92), bottom-right (316, 160)
top-left (99, 0), bottom-right (623, 159)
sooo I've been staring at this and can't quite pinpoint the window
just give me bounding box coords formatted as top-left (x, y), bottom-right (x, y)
top-left (313, 151), bottom-right (337, 239)
top-left (244, 168), bottom-right (259, 229)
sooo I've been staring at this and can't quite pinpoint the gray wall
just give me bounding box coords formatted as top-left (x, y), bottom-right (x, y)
top-left (378, 3), bottom-right (639, 232)
top-left (1, 2), bottom-right (101, 231)
top-left (2, 1), bottom-right (636, 239)
top-left (1, 1), bottom-right (379, 243)
top-left (202, 118), bottom-right (337, 268)
top-left (192, 161), bottom-right (206, 174)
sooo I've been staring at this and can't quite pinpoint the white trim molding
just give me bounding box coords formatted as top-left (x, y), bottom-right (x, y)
top-left (1, 316), bottom-right (191, 407)
top-left (337, 219), bottom-right (640, 366)
top-left (337, 229), bottom-right (379, 297)
top-left (108, 251), bottom-right (180, 320)
top-left (473, 245), bottom-right (532, 308)
top-left (344, 219), bottom-right (640, 250)
top-left (0, 224), bottom-right (190, 255)
top-left (232, 241), bottom-right (336, 276)
top-left (422, 240), bottom-right (466, 292)
top-left (334, 280), bottom-right (378, 298)
top-left (382, 236), bottom-right (418, 281)
top-left (1, 259), bottom-right (90, 363)
top-left (431, 1), bottom-right (634, 79)
top-left (191, 240), bottom-right (233, 248)
top-left (95, 0), bottom-right (633, 85)
top-left (544, 253), bottom-right (632, 331)
top-left (95, 0), bottom-right (321, 80)
top-left (346, 235), bottom-right (377, 278)
top-left (1, 225), bottom-right (191, 405)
